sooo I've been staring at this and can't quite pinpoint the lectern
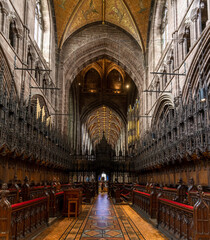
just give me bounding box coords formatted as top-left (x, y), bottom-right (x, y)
top-left (63, 189), bottom-right (82, 216)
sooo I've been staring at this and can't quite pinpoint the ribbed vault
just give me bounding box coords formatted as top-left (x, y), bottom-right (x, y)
top-left (53, 0), bottom-right (153, 51)
top-left (85, 105), bottom-right (124, 147)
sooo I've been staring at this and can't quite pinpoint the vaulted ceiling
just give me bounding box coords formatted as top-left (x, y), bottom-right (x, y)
top-left (86, 106), bottom-right (124, 147)
top-left (53, 0), bottom-right (152, 52)
top-left (74, 58), bottom-right (138, 148)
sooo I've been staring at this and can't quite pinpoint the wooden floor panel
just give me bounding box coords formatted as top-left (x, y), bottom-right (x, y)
top-left (34, 193), bottom-right (168, 240)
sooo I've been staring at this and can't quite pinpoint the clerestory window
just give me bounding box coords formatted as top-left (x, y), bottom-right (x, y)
top-left (161, 2), bottom-right (168, 51)
top-left (34, 0), bottom-right (43, 50)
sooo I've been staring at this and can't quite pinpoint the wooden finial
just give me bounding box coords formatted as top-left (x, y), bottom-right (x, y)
top-left (0, 183), bottom-right (9, 199)
top-left (197, 185), bottom-right (204, 200)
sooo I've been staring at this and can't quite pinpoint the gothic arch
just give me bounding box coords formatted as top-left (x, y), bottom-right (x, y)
top-left (106, 63), bottom-right (126, 80)
top-left (81, 63), bottom-right (103, 80)
top-left (31, 94), bottom-right (50, 117)
top-left (0, 44), bottom-right (18, 99)
top-left (182, 26), bottom-right (210, 102)
top-left (59, 23), bottom-right (144, 132)
top-left (151, 94), bottom-right (174, 126)
top-left (8, 12), bottom-right (22, 36)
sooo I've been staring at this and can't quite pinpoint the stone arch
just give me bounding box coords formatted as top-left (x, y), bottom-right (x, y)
top-left (84, 68), bottom-right (101, 90)
top-left (59, 23), bottom-right (144, 132)
top-left (81, 63), bottom-right (103, 80)
top-left (182, 27), bottom-right (210, 103)
top-left (0, 44), bottom-right (18, 99)
top-left (151, 94), bottom-right (174, 126)
top-left (106, 63), bottom-right (126, 83)
top-left (31, 94), bottom-right (50, 117)
top-left (107, 69), bottom-right (123, 90)
top-left (63, 40), bottom-right (143, 91)
top-left (8, 12), bottom-right (22, 36)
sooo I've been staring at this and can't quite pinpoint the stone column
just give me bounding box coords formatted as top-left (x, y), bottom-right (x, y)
top-left (1, 10), bottom-right (7, 33)
top-left (179, 38), bottom-right (184, 63)
top-left (192, 16), bottom-right (198, 42)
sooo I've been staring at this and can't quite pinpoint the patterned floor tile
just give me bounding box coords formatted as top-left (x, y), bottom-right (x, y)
top-left (104, 229), bottom-right (123, 237)
top-left (34, 192), bottom-right (167, 240)
top-left (82, 229), bottom-right (103, 237)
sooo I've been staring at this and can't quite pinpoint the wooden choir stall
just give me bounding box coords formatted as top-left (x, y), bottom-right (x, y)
top-left (63, 189), bottom-right (82, 217)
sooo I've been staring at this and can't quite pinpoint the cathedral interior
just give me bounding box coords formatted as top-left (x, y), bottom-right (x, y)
top-left (0, 0), bottom-right (209, 239)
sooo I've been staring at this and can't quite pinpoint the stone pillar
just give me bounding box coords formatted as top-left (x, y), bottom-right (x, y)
top-left (1, 10), bottom-right (8, 33)
top-left (192, 17), bottom-right (198, 42)
top-left (184, 36), bottom-right (188, 56)
top-left (179, 39), bottom-right (184, 63)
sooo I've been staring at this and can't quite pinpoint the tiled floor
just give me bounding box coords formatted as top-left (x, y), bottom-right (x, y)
top-left (34, 193), bottom-right (167, 240)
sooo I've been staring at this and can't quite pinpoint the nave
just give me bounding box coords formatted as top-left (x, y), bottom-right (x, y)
top-left (0, 0), bottom-right (209, 240)
top-left (34, 193), bottom-right (166, 240)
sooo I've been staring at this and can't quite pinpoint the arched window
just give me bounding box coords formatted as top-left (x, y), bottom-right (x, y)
top-left (200, 0), bottom-right (208, 32)
top-left (107, 69), bottom-right (122, 90)
top-left (34, 0), bottom-right (43, 49)
top-left (42, 74), bottom-right (48, 96)
top-left (51, 89), bottom-right (54, 106)
top-left (183, 27), bottom-right (191, 54)
top-left (169, 55), bottom-right (174, 73)
top-left (35, 64), bottom-right (41, 85)
top-left (27, 47), bottom-right (33, 73)
top-left (84, 68), bottom-right (101, 90)
top-left (156, 81), bottom-right (160, 98)
top-left (161, 2), bottom-right (168, 51)
top-left (9, 20), bottom-right (18, 49)
top-left (162, 67), bottom-right (167, 88)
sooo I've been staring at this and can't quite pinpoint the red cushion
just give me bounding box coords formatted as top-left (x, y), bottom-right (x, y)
top-left (133, 190), bottom-right (150, 196)
top-left (31, 186), bottom-right (45, 189)
top-left (55, 191), bottom-right (64, 196)
top-left (12, 197), bottom-right (47, 209)
top-left (159, 198), bottom-right (193, 210)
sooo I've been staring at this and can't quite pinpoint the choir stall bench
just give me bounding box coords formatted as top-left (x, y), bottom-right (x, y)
top-left (63, 189), bottom-right (82, 218)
